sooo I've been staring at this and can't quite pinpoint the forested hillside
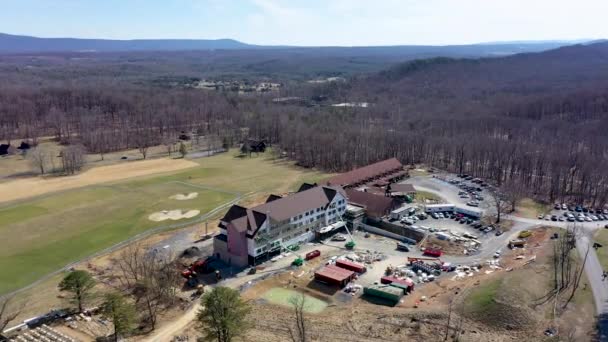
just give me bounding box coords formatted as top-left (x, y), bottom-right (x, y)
top-left (1, 42), bottom-right (608, 205)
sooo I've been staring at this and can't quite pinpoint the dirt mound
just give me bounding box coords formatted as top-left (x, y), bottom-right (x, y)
top-left (148, 209), bottom-right (200, 222)
top-left (169, 192), bottom-right (198, 200)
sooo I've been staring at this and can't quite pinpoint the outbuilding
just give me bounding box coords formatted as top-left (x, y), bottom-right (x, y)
top-left (314, 265), bottom-right (355, 287)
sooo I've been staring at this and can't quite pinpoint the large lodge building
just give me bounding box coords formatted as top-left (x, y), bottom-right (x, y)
top-left (213, 158), bottom-right (408, 267)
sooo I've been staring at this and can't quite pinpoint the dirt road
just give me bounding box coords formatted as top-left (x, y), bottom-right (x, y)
top-left (144, 304), bottom-right (200, 341)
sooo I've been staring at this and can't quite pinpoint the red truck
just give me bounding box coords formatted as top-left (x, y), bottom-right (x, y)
top-left (423, 247), bottom-right (443, 258)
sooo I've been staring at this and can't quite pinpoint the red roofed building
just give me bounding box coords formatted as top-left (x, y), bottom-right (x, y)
top-left (327, 158), bottom-right (405, 188)
top-left (314, 264), bottom-right (356, 287)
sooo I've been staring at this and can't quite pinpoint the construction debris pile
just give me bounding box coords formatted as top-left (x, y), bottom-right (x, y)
top-left (343, 250), bottom-right (387, 265)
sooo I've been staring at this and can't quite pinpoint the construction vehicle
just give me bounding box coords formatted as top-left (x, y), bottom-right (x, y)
top-left (509, 239), bottom-right (526, 249)
top-left (292, 257), bottom-right (304, 266)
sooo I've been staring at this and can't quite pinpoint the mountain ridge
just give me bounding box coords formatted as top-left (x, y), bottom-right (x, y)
top-left (0, 32), bottom-right (595, 55)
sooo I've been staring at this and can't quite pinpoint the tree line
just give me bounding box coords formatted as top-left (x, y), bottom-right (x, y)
top-left (2, 43), bottom-right (608, 206)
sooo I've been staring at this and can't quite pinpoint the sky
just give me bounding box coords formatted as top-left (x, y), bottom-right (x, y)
top-left (1, 0), bottom-right (608, 46)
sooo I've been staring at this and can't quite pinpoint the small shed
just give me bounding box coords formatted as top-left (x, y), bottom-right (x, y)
top-left (314, 265), bottom-right (355, 287)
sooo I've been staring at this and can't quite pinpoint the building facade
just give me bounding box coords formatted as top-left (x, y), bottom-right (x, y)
top-left (214, 184), bottom-right (347, 267)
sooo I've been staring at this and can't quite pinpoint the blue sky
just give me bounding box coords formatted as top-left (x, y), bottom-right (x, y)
top-left (2, 0), bottom-right (607, 46)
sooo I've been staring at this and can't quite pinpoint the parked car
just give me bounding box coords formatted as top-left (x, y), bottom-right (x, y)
top-left (538, 214), bottom-right (544, 219)
top-left (567, 217), bottom-right (576, 222)
top-left (558, 216), bottom-right (565, 221)
top-left (585, 217), bottom-right (593, 222)
top-left (396, 242), bottom-right (410, 252)
top-left (551, 215), bottom-right (557, 221)
top-left (561, 203), bottom-right (567, 210)
top-left (495, 230), bottom-right (503, 236)
top-left (544, 215), bottom-right (551, 220)
top-left (431, 213), bottom-right (439, 219)
top-left (331, 235), bottom-right (347, 241)
top-left (554, 203), bottom-right (561, 210)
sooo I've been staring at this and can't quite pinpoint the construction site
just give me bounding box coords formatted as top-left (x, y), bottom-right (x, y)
top-left (1, 162), bottom-right (598, 341)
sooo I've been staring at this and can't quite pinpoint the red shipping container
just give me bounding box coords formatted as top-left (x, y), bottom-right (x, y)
top-left (335, 259), bottom-right (366, 273)
top-left (423, 247), bottom-right (443, 257)
top-left (305, 250), bottom-right (321, 260)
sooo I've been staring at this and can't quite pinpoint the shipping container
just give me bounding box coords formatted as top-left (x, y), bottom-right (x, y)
top-left (380, 276), bottom-right (415, 293)
top-left (314, 265), bottom-right (355, 287)
top-left (336, 259), bottom-right (367, 273)
top-left (364, 285), bottom-right (403, 304)
top-left (423, 247), bottom-right (443, 257)
top-left (305, 250), bottom-right (321, 260)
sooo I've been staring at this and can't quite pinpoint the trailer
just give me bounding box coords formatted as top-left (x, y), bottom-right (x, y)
top-left (363, 285), bottom-right (403, 305)
top-left (424, 204), bottom-right (455, 213)
top-left (454, 206), bottom-right (482, 218)
top-left (390, 206), bottom-right (410, 220)
top-left (335, 259), bottom-right (367, 273)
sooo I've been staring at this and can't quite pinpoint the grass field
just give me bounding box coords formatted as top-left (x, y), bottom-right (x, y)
top-left (0, 151), bottom-right (329, 295)
top-left (595, 229), bottom-right (608, 270)
top-left (513, 198), bottom-right (551, 219)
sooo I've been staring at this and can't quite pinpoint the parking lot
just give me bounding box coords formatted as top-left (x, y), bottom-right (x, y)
top-left (545, 204), bottom-right (608, 225)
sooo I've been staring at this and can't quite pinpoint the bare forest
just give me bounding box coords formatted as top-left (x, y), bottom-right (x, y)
top-left (2, 42), bottom-right (608, 206)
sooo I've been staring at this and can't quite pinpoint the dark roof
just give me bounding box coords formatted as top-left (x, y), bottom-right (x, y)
top-left (327, 158), bottom-right (403, 187)
top-left (390, 183), bottom-right (416, 194)
top-left (265, 194), bottom-right (282, 203)
top-left (297, 183), bottom-right (317, 192)
top-left (254, 185), bottom-right (345, 222)
top-left (221, 205), bottom-right (248, 223)
top-left (345, 189), bottom-right (397, 218)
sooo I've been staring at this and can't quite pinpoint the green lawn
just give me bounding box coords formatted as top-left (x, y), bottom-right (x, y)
top-left (0, 151), bottom-right (328, 294)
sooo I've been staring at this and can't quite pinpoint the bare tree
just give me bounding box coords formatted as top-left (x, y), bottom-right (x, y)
top-left (288, 293), bottom-right (308, 342)
top-left (27, 146), bottom-right (49, 175)
top-left (490, 191), bottom-right (511, 224)
top-left (0, 295), bottom-right (23, 334)
top-left (60, 144), bottom-right (86, 175)
top-left (114, 244), bottom-right (179, 331)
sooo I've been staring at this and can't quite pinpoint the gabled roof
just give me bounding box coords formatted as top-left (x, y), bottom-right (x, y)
top-left (220, 184), bottom-right (347, 236)
top-left (297, 183), bottom-right (317, 192)
top-left (327, 158), bottom-right (403, 187)
top-left (253, 185), bottom-right (346, 222)
top-left (265, 194), bottom-right (282, 203)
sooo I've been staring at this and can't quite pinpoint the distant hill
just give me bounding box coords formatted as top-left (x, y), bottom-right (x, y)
top-left (0, 33), bottom-right (254, 53)
top-left (0, 32), bottom-right (590, 56)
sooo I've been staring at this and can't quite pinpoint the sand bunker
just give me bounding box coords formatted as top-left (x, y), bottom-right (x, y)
top-left (148, 209), bottom-right (200, 222)
top-left (169, 192), bottom-right (199, 200)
